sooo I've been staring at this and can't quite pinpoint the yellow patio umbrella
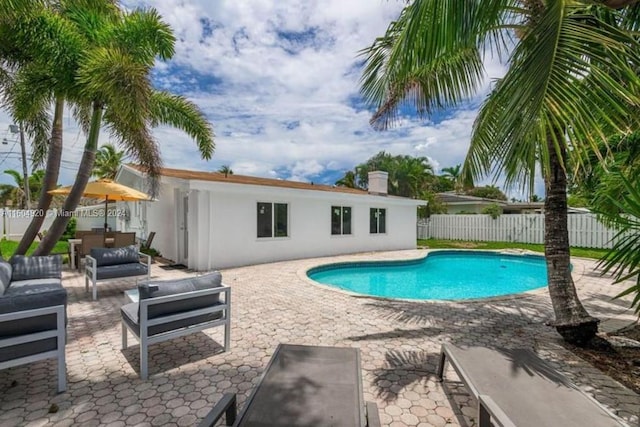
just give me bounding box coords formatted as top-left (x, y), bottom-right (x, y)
top-left (48, 179), bottom-right (152, 230)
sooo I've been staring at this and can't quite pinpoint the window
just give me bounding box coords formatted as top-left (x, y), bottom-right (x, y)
top-left (370, 208), bottom-right (386, 234)
top-left (257, 202), bottom-right (288, 238)
top-left (331, 206), bottom-right (352, 235)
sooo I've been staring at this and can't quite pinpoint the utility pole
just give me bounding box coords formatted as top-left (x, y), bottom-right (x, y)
top-left (9, 124), bottom-right (31, 209)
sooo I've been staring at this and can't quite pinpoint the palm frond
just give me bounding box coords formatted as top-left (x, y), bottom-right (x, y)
top-left (114, 8), bottom-right (176, 62)
top-left (78, 46), bottom-right (152, 128)
top-left (359, 0), bottom-right (520, 130)
top-left (148, 91), bottom-right (215, 160)
top-left (596, 173), bottom-right (640, 313)
top-left (103, 109), bottom-right (161, 197)
top-left (465, 2), bottom-right (640, 190)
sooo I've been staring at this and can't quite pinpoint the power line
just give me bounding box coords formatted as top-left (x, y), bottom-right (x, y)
top-left (0, 139), bottom-right (20, 168)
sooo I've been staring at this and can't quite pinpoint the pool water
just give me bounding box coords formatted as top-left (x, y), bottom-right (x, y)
top-left (307, 250), bottom-right (548, 300)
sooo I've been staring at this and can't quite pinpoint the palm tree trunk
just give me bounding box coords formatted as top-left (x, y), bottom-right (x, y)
top-left (14, 97), bottom-right (64, 255)
top-left (544, 137), bottom-right (599, 345)
top-left (35, 102), bottom-right (103, 255)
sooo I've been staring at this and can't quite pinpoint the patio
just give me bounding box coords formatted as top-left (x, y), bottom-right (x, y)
top-left (0, 249), bottom-right (638, 427)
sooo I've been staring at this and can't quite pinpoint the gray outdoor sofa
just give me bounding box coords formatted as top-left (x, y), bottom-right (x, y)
top-left (85, 245), bottom-right (150, 300)
top-left (121, 271), bottom-right (230, 379)
top-left (0, 255), bottom-right (67, 392)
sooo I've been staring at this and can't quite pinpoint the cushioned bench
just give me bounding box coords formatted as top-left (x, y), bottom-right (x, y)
top-left (0, 255), bottom-right (67, 392)
top-left (121, 271), bottom-right (230, 379)
top-left (437, 344), bottom-right (630, 427)
top-left (85, 245), bottom-right (150, 300)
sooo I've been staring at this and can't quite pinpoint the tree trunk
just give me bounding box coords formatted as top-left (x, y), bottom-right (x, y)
top-left (14, 97), bottom-right (64, 255)
top-left (544, 138), bottom-right (599, 346)
top-left (34, 102), bottom-right (103, 255)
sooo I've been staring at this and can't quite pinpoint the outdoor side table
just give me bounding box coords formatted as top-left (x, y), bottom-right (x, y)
top-left (124, 288), bottom-right (139, 304)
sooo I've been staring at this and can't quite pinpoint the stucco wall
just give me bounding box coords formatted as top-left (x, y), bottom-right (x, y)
top-left (119, 166), bottom-right (423, 270)
top-left (188, 182), bottom-right (420, 270)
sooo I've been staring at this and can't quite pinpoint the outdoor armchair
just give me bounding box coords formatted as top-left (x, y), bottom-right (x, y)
top-left (121, 271), bottom-right (230, 379)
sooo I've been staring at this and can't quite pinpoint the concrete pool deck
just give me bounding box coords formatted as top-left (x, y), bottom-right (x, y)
top-left (0, 249), bottom-right (638, 426)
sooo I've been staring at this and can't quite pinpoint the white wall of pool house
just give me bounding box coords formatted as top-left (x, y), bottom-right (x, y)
top-left (116, 165), bottom-right (425, 270)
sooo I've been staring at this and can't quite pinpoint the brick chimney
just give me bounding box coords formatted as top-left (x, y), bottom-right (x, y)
top-left (368, 171), bottom-right (388, 195)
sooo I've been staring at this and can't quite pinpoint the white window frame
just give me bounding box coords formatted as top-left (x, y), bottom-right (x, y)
top-left (369, 207), bottom-right (386, 234)
top-left (331, 206), bottom-right (352, 236)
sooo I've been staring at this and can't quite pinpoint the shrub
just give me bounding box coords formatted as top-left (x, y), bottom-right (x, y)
top-left (61, 218), bottom-right (77, 241)
top-left (482, 203), bottom-right (503, 219)
top-left (140, 247), bottom-right (161, 257)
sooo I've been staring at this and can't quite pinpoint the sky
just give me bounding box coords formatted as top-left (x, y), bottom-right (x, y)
top-left (0, 0), bottom-right (535, 196)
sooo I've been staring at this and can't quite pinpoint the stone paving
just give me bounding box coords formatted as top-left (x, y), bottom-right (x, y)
top-left (1, 249), bottom-right (639, 427)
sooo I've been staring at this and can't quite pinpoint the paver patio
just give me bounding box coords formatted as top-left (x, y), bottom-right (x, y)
top-left (1, 249), bottom-right (638, 427)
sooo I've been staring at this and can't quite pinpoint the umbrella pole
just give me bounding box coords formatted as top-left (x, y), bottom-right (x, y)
top-left (104, 196), bottom-right (109, 232)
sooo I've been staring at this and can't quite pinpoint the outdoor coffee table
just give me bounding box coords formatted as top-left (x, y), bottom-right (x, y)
top-left (199, 343), bottom-right (380, 426)
top-left (124, 288), bottom-right (139, 303)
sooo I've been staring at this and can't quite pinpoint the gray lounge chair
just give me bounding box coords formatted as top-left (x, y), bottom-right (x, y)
top-left (199, 344), bottom-right (380, 427)
top-left (437, 344), bottom-right (630, 427)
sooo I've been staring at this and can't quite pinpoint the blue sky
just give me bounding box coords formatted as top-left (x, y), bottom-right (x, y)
top-left (0, 1), bottom-right (535, 196)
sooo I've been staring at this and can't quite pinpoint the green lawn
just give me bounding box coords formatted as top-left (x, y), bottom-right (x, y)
top-left (0, 239), bottom-right (69, 260)
top-left (417, 239), bottom-right (609, 260)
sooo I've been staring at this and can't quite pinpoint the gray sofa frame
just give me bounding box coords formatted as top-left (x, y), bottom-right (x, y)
top-left (85, 251), bottom-right (151, 300)
top-left (0, 305), bottom-right (66, 392)
top-left (122, 285), bottom-right (230, 380)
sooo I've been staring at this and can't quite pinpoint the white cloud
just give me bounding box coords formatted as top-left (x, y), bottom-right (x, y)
top-left (0, 1), bottom-right (527, 196)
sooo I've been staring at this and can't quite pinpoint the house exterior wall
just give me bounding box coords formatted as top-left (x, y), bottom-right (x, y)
top-left (188, 184), bottom-right (419, 269)
top-left (118, 166), bottom-right (423, 270)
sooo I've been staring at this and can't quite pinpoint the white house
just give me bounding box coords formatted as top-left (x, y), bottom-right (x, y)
top-left (115, 165), bottom-right (425, 271)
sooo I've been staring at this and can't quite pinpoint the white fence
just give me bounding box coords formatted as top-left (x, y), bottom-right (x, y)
top-left (0, 206), bottom-right (119, 240)
top-left (418, 214), bottom-right (621, 249)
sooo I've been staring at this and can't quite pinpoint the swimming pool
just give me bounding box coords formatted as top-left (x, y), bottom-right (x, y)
top-left (307, 250), bottom-right (548, 300)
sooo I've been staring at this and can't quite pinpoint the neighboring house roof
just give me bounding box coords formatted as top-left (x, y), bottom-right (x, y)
top-left (436, 192), bottom-right (508, 206)
top-left (124, 164), bottom-right (419, 200)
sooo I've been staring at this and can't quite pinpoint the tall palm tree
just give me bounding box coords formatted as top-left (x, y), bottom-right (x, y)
top-left (93, 143), bottom-right (126, 180)
top-left (0, 0), bottom-right (71, 255)
top-left (360, 0), bottom-right (640, 344)
top-left (28, 1), bottom-right (214, 254)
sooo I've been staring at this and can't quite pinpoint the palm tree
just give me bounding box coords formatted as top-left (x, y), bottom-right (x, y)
top-left (218, 165), bottom-right (233, 177)
top-left (3, 169), bottom-right (46, 209)
top-left (441, 164), bottom-right (464, 193)
top-left (351, 152), bottom-right (434, 198)
top-left (93, 143), bottom-right (126, 180)
top-left (441, 165), bottom-right (461, 182)
top-left (360, 0), bottom-right (640, 344)
top-left (3, 169), bottom-right (27, 209)
top-left (1, 0), bottom-right (70, 255)
top-left (29, 2), bottom-right (214, 255)
top-left (335, 170), bottom-right (358, 188)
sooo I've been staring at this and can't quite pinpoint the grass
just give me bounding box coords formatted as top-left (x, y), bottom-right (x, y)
top-left (417, 239), bottom-right (609, 260)
top-left (0, 238), bottom-right (69, 259)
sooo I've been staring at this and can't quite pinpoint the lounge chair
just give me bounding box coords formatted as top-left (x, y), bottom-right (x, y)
top-left (199, 344), bottom-right (380, 426)
top-left (437, 344), bottom-right (629, 427)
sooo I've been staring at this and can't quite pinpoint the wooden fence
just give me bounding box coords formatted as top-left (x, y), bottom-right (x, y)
top-left (417, 213), bottom-right (621, 249)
